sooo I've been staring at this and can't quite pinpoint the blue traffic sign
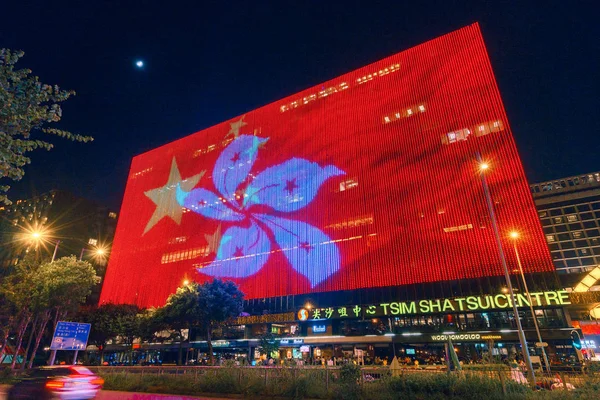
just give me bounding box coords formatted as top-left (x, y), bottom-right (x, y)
top-left (50, 322), bottom-right (91, 351)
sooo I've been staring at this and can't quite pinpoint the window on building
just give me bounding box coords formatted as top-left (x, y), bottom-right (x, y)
top-left (557, 233), bottom-right (570, 241)
top-left (561, 241), bottom-right (575, 249)
top-left (555, 225), bottom-right (568, 233)
top-left (553, 217), bottom-right (563, 224)
top-left (580, 212), bottom-right (594, 220)
top-left (88, 238), bottom-right (98, 246)
top-left (592, 202), bottom-right (600, 210)
top-left (572, 231), bottom-right (583, 239)
top-left (549, 209), bottom-right (563, 217)
top-left (567, 214), bottom-right (578, 222)
top-left (108, 212), bottom-right (117, 219)
top-left (538, 211), bottom-right (547, 218)
top-left (546, 235), bottom-right (555, 243)
top-left (584, 221), bottom-right (598, 229)
top-left (578, 204), bottom-right (592, 212)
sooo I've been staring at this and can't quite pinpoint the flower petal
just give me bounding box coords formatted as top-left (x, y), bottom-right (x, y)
top-left (177, 185), bottom-right (244, 221)
top-left (257, 214), bottom-right (341, 287)
top-left (213, 135), bottom-right (268, 199)
top-left (244, 158), bottom-right (344, 212)
top-left (196, 222), bottom-right (270, 278)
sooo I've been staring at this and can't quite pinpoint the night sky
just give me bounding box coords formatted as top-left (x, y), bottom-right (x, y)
top-left (2, 1), bottom-right (598, 210)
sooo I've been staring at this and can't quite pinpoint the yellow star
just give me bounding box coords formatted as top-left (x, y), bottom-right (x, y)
top-left (226, 115), bottom-right (247, 139)
top-left (204, 224), bottom-right (222, 254)
top-left (143, 158), bottom-right (205, 235)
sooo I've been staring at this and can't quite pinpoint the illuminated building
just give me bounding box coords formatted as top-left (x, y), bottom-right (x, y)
top-left (99, 24), bottom-right (581, 364)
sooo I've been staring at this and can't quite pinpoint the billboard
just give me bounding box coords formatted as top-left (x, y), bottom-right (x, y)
top-left (100, 23), bottom-right (553, 308)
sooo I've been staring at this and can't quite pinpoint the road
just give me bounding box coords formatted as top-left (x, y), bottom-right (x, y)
top-left (0, 386), bottom-right (228, 400)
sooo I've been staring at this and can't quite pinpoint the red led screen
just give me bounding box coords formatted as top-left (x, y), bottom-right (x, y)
top-left (100, 23), bottom-right (553, 308)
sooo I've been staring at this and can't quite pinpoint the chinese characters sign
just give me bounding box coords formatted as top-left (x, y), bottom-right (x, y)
top-left (50, 322), bottom-right (91, 351)
top-left (298, 291), bottom-right (571, 321)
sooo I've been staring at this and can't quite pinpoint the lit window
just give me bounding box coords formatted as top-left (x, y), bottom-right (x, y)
top-left (554, 217), bottom-right (563, 224)
top-left (88, 238), bottom-right (98, 246)
top-left (108, 212), bottom-right (117, 219)
top-left (538, 211), bottom-right (547, 218)
top-left (572, 231), bottom-right (583, 239)
top-left (546, 235), bottom-right (555, 243)
top-left (567, 215), bottom-right (578, 222)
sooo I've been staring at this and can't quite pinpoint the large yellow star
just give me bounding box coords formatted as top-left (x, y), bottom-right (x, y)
top-left (225, 115), bottom-right (247, 139)
top-left (143, 158), bottom-right (205, 235)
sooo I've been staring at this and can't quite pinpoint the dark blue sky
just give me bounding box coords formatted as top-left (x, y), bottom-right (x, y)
top-left (2, 1), bottom-right (598, 210)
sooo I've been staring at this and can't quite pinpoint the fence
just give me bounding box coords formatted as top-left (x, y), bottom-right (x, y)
top-left (87, 364), bottom-right (595, 394)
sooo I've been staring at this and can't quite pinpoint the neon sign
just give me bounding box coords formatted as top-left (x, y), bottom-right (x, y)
top-left (300, 291), bottom-right (571, 321)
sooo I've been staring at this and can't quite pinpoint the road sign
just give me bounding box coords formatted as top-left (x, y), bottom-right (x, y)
top-left (535, 342), bottom-right (548, 348)
top-left (50, 322), bottom-right (91, 351)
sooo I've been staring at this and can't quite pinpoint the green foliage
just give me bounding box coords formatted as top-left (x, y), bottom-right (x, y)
top-left (34, 256), bottom-right (100, 315)
top-left (0, 48), bottom-right (93, 205)
top-left (197, 278), bottom-right (245, 329)
top-left (257, 332), bottom-right (280, 357)
top-left (78, 303), bottom-right (141, 348)
top-left (94, 367), bottom-right (600, 399)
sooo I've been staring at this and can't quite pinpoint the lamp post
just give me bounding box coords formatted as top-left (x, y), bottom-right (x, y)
top-left (476, 154), bottom-right (536, 386)
top-left (510, 231), bottom-right (551, 372)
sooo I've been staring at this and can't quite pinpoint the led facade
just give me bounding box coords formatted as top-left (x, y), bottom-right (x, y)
top-left (100, 23), bottom-right (553, 308)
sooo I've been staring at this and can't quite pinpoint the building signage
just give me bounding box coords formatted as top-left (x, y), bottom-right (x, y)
top-left (299, 290), bottom-right (571, 321)
top-left (429, 334), bottom-right (502, 342)
top-left (313, 325), bottom-right (327, 333)
top-left (235, 312), bottom-right (295, 325)
top-left (279, 339), bottom-right (304, 345)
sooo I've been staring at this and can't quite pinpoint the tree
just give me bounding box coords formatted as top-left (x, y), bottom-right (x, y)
top-left (156, 283), bottom-right (204, 365)
top-left (197, 279), bottom-right (244, 366)
top-left (28, 256), bottom-right (99, 367)
top-left (257, 332), bottom-right (280, 360)
top-left (0, 49), bottom-right (93, 205)
top-left (78, 303), bottom-right (139, 365)
top-left (0, 254), bottom-right (45, 369)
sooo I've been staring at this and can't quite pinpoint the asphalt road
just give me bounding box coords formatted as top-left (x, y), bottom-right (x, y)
top-left (0, 386), bottom-right (224, 400)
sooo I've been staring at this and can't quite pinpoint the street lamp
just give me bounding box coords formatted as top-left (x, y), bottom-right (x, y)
top-left (26, 228), bottom-right (60, 262)
top-left (79, 246), bottom-right (109, 261)
top-left (510, 231), bottom-right (551, 372)
top-left (476, 155), bottom-right (536, 386)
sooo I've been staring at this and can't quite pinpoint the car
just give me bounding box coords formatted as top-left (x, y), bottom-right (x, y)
top-left (7, 366), bottom-right (104, 400)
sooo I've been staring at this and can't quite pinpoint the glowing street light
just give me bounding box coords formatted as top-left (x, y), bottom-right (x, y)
top-left (79, 245), bottom-right (110, 261)
top-left (25, 228), bottom-right (60, 262)
top-left (476, 152), bottom-right (535, 386)
top-left (183, 279), bottom-right (190, 286)
top-left (509, 230), bottom-right (551, 372)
